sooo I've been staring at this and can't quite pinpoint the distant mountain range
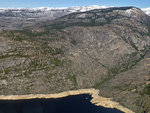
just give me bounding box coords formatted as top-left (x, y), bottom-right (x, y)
top-left (0, 5), bottom-right (109, 30)
top-left (0, 5), bottom-right (109, 19)
top-left (0, 5), bottom-right (108, 12)
top-left (0, 5), bottom-right (149, 16)
top-left (0, 5), bottom-right (149, 30)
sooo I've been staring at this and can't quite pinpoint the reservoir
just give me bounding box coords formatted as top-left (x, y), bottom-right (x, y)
top-left (0, 94), bottom-right (124, 113)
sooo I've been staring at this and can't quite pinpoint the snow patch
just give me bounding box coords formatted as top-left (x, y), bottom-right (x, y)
top-left (0, 5), bottom-right (109, 13)
top-left (142, 7), bottom-right (150, 16)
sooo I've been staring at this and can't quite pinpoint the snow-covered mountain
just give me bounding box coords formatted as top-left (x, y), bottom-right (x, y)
top-left (65, 5), bottom-right (108, 12)
top-left (0, 5), bottom-right (108, 11)
top-left (0, 5), bottom-right (109, 30)
top-left (0, 5), bottom-right (149, 30)
top-left (142, 7), bottom-right (150, 16)
top-left (0, 5), bottom-right (108, 18)
top-left (0, 5), bottom-right (149, 19)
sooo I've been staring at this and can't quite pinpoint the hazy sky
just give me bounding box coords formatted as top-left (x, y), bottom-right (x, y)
top-left (0, 0), bottom-right (149, 8)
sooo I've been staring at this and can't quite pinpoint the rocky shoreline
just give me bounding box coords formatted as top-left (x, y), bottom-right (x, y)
top-left (0, 89), bottom-right (134, 113)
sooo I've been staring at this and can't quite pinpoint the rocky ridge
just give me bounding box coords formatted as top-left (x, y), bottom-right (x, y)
top-left (0, 5), bottom-right (149, 30)
top-left (0, 5), bottom-right (108, 30)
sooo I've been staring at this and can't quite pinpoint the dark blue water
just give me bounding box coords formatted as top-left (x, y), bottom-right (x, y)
top-left (0, 94), bottom-right (124, 113)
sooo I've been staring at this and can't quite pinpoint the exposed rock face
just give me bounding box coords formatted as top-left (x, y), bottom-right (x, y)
top-left (0, 7), bottom-right (150, 112)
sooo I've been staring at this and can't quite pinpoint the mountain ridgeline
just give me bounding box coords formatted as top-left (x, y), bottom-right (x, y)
top-left (0, 7), bottom-right (150, 112)
top-left (0, 5), bottom-right (107, 30)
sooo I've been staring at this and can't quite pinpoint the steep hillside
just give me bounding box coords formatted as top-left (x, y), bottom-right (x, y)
top-left (0, 7), bottom-right (150, 112)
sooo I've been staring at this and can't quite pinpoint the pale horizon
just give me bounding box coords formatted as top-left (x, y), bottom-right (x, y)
top-left (0, 0), bottom-right (150, 8)
top-left (0, 5), bottom-right (149, 9)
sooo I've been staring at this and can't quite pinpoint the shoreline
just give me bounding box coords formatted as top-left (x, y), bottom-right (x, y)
top-left (0, 88), bottom-right (134, 113)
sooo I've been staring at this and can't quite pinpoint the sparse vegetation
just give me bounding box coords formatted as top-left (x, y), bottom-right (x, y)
top-left (71, 39), bottom-right (77, 45)
top-left (52, 58), bottom-right (63, 66)
top-left (67, 72), bottom-right (78, 90)
top-left (142, 84), bottom-right (150, 95)
top-left (0, 6), bottom-right (150, 112)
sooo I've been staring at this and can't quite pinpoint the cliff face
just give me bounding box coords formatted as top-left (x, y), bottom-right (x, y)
top-left (0, 7), bottom-right (150, 112)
